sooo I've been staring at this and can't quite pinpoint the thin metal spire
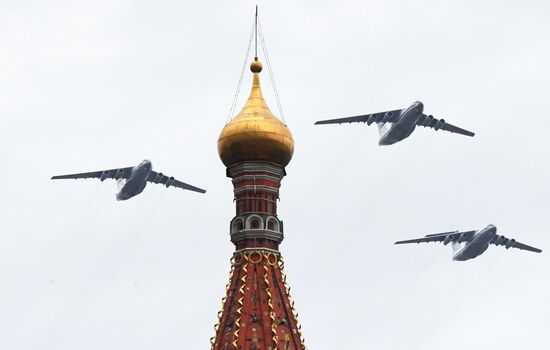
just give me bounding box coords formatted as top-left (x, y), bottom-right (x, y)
top-left (254, 5), bottom-right (258, 59)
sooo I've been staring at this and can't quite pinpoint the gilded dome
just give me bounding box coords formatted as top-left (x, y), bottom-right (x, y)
top-left (218, 59), bottom-right (294, 167)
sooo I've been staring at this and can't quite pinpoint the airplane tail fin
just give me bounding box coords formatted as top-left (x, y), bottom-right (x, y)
top-left (377, 123), bottom-right (389, 136)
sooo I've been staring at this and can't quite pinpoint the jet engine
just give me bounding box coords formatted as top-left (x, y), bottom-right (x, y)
top-left (505, 239), bottom-right (516, 249)
top-left (382, 112), bottom-right (393, 123)
top-left (367, 114), bottom-right (376, 125)
top-left (100, 171), bottom-right (109, 182)
top-left (434, 119), bottom-right (445, 131)
top-left (165, 176), bottom-right (175, 187)
top-left (458, 233), bottom-right (469, 243)
top-left (424, 115), bottom-right (434, 126)
top-left (114, 169), bottom-right (124, 180)
top-left (154, 172), bottom-right (163, 182)
top-left (443, 235), bottom-right (453, 245)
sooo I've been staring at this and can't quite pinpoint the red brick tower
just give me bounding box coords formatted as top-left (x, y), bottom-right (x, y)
top-left (211, 56), bottom-right (306, 350)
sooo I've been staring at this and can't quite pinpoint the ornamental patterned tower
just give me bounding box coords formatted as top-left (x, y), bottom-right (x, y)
top-left (210, 58), bottom-right (306, 350)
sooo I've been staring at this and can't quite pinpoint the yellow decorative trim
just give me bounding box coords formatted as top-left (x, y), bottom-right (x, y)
top-left (264, 257), bottom-right (280, 348)
top-left (266, 252), bottom-right (278, 266)
top-left (210, 256), bottom-right (236, 349)
top-left (248, 251), bottom-right (263, 264)
top-left (279, 256), bottom-right (307, 349)
top-left (263, 265), bottom-right (279, 349)
top-left (234, 251), bottom-right (244, 264)
top-left (232, 256), bottom-right (248, 348)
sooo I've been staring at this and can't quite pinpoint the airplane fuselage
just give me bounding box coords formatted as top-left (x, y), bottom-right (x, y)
top-left (116, 160), bottom-right (152, 201)
top-left (379, 102), bottom-right (424, 146)
top-left (452, 225), bottom-right (497, 261)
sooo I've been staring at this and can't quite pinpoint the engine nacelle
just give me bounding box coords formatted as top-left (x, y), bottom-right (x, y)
top-left (505, 239), bottom-right (516, 249)
top-left (382, 112), bottom-right (393, 123)
top-left (443, 235), bottom-right (453, 245)
top-left (424, 115), bottom-right (434, 125)
top-left (434, 119), bottom-right (445, 131)
top-left (367, 114), bottom-right (376, 125)
top-left (100, 171), bottom-right (109, 182)
top-left (114, 169), bottom-right (124, 180)
top-left (165, 176), bottom-right (175, 187)
top-left (458, 233), bottom-right (468, 243)
top-left (154, 172), bottom-right (163, 182)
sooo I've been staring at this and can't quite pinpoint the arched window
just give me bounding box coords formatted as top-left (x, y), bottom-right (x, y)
top-left (245, 215), bottom-right (264, 230)
top-left (232, 218), bottom-right (244, 233)
top-left (266, 217), bottom-right (279, 232)
top-left (251, 219), bottom-right (260, 229)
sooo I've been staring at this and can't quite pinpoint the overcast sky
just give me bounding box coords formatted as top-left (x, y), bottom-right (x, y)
top-left (1, 0), bottom-right (549, 349)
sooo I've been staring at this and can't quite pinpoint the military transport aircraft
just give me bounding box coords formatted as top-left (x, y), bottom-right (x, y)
top-left (52, 159), bottom-right (206, 200)
top-left (314, 101), bottom-right (475, 145)
top-left (395, 224), bottom-right (542, 261)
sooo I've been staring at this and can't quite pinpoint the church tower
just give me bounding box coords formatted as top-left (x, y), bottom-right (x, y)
top-left (210, 20), bottom-right (306, 349)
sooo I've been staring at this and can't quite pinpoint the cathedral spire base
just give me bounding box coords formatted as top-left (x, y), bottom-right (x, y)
top-left (210, 251), bottom-right (306, 350)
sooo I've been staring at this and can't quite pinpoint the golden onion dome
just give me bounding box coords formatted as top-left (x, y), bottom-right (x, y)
top-left (218, 59), bottom-right (294, 168)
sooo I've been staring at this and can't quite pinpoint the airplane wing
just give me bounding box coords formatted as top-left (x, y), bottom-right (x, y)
top-left (490, 235), bottom-right (542, 253)
top-left (416, 114), bottom-right (475, 137)
top-left (314, 109), bottom-right (402, 126)
top-left (51, 167), bottom-right (134, 181)
top-left (147, 171), bottom-right (206, 194)
top-left (395, 230), bottom-right (477, 245)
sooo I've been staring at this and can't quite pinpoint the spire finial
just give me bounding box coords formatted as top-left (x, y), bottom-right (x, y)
top-left (250, 5), bottom-right (262, 73)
